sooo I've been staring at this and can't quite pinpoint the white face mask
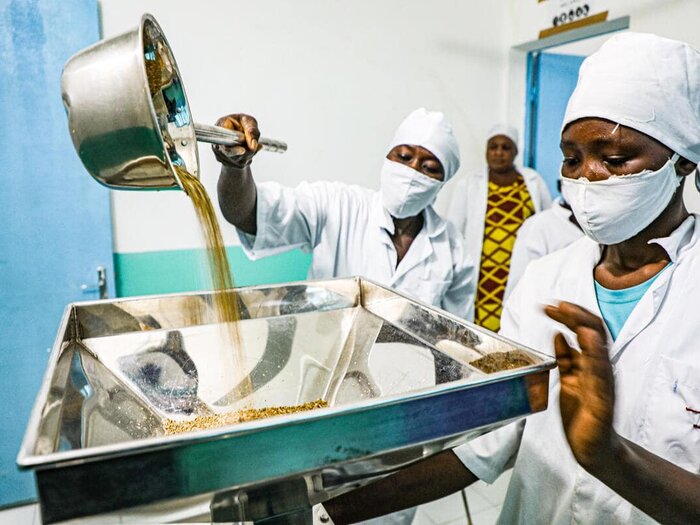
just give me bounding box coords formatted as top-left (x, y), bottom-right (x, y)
top-left (560, 154), bottom-right (681, 245)
top-left (380, 159), bottom-right (444, 218)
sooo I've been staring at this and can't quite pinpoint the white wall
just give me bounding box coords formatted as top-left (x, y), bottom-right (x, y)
top-left (100, 0), bottom-right (510, 253)
top-left (504, 0), bottom-right (700, 212)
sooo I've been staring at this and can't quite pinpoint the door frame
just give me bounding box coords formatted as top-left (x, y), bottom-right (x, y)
top-left (519, 16), bottom-right (630, 169)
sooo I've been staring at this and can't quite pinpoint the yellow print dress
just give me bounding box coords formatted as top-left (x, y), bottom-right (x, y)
top-left (475, 176), bottom-right (534, 332)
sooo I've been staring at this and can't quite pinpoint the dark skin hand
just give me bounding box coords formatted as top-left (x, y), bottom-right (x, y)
top-left (215, 114), bottom-right (261, 234)
top-left (560, 118), bottom-right (697, 289)
top-left (486, 134), bottom-right (520, 186)
top-left (545, 302), bottom-right (700, 524)
top-left (214, 114), bottom-right (445, 267)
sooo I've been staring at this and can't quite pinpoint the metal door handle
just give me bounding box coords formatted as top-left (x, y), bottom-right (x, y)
top-left (81, 266), bottom-right (108, 299)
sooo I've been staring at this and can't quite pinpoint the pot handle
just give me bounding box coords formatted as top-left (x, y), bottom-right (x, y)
top-left (194, 123), bottom-right (287, 153)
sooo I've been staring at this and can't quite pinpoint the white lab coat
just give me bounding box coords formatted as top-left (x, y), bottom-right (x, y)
top-left (237, 181), bottom-right (476, 320)
top-left (445, 167), bottom-right (552, 280)
top-left (504, 197), bottom-right (583, 299)
top-left (454, 215), bottom-right (700, 524)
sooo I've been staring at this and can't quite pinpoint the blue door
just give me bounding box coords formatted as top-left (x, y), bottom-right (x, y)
top-left (0, 0), bottom-right (112, 506)
top-left (525, 52), bottom-right (586, 197)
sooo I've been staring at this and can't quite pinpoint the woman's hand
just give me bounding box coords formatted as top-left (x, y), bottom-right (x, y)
top-left (545, 301), bottom-right (700, 524)
top-left (212, 113), bottom-right (261, 169)
top-left (544, 301), bottom-right (620, 472)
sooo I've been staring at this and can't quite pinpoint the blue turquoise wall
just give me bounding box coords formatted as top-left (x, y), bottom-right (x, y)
top-left (114, 247), bottom-right (312, 297)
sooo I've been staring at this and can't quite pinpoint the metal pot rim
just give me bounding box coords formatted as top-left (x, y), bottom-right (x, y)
top-left (139, 12), bottom-right (197, 189)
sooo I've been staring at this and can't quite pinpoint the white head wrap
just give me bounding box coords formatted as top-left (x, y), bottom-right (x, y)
top-left (388, 108), bottom-right (461, 181)
top-left (487, 123), bottom-right (519, 149)
top-left (563, 32), bottom-right (700, 164)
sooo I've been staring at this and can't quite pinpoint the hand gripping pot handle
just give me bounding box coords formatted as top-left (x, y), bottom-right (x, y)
top-left (193, 123), bottom-right (287, 153)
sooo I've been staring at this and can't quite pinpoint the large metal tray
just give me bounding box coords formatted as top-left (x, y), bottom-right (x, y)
top-left (18, 278), bottom-right (554, 523)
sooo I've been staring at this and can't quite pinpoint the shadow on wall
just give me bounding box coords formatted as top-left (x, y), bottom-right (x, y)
top-left (114, 248), bottom-right (313, 297)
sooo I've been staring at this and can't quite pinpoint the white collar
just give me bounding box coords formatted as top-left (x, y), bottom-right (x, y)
top-left (581, 214), bottom-right (697, 265)
top-left (647, 215), bottom-right (696, 263)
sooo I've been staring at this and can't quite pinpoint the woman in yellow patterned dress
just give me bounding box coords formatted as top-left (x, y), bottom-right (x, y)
top-left (446, 125), bottom-right (551, 331)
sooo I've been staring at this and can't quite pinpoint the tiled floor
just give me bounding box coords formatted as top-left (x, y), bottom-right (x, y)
top-left (0, 503), bottom-right (40, 525)
top-left (0, 470), bottom-right (510, 524)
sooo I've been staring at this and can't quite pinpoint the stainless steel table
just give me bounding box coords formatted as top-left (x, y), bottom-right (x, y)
top-left (18, 278), bottom-right (554, 524)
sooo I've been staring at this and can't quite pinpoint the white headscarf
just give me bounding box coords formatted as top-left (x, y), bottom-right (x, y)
top-left (487, 123), bottom-right (519, 149)
top-left (388, 108), bottom-right (461, 181)
top-left (563, 32), bottom-right (700, 164)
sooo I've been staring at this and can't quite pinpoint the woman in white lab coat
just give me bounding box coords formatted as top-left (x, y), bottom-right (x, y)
top-left (213, 108), bottom-right (475, 320)
top-left (323, 33), bottom-right (700, 525)
top-left (446, 125), bottom-right (551, 331)
top-left (504, 183), bottom-right (583, 299)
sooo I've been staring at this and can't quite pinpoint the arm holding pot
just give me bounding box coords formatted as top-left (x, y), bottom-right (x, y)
top-left (215, 114), bottom-right (261, 235)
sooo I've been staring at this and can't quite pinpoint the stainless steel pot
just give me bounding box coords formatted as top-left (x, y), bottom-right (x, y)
top-left (61, 14), bottom-right (286, 191)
